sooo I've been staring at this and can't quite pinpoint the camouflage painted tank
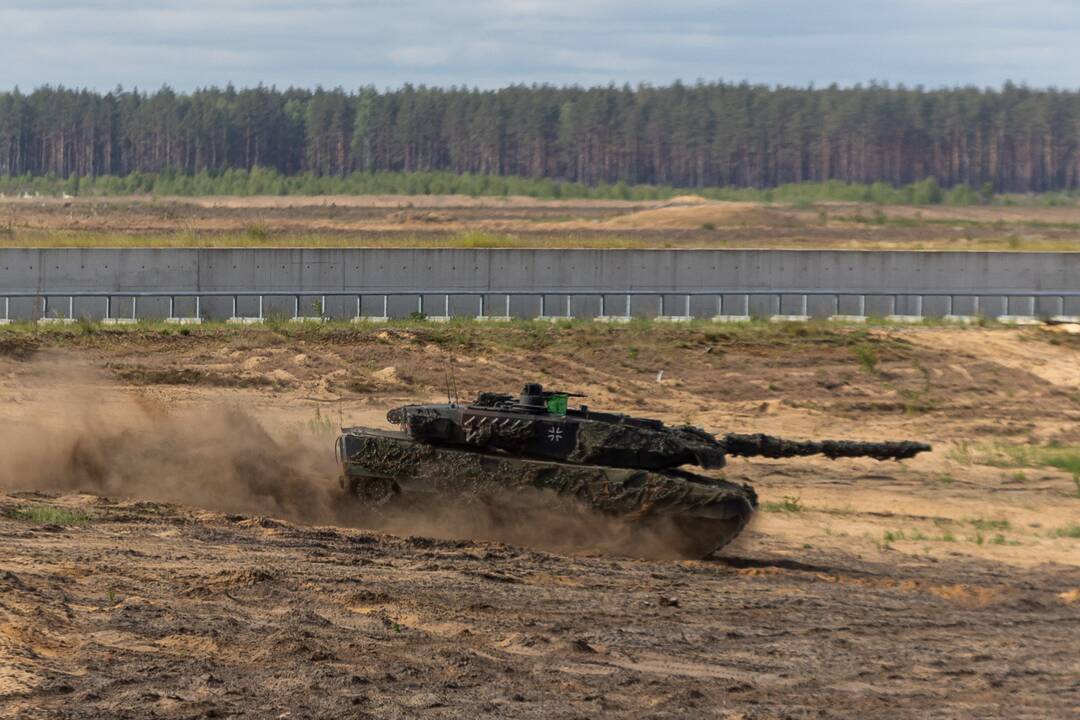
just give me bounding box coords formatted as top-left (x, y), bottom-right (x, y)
top-left (337, 383), bottom-right (931, 558)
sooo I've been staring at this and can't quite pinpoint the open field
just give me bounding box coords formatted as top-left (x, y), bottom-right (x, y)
top-left (5, 194), bottom-right (1080, 250)
top-left (1, 322), bottom-right (1078, 717)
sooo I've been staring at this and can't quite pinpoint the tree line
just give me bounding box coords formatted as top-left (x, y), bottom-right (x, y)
top-left (2, 82), bottom-right (1079, 192)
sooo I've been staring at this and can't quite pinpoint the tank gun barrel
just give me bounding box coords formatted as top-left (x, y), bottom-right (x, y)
top-left (721, 433), bottom-right (930, 462)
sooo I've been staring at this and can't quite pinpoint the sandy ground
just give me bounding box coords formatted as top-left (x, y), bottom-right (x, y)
top-left (4, 194), bottom-right (1080, 250)
top-left (0, 323), bottom-right (1078, 718)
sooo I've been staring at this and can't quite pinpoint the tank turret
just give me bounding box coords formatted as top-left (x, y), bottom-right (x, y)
top-left (386, 383), bottom-right (930, 469)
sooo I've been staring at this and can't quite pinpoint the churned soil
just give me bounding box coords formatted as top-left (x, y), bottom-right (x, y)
top-left (1, 492), bottom-right (1077, 719)
top-left (0, 323), bottom-right (1078, 718)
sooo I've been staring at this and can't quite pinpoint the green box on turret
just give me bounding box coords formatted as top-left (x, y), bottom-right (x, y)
top-left (546, 394), bottom-right (568, 415)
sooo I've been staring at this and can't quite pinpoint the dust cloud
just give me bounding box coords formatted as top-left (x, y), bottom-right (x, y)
top-left (0, 355), bottom-right (340, 523)
top-left (0, 358), bottom-right (710, 559)
top-left (1, 393), bottom-right (342, 524)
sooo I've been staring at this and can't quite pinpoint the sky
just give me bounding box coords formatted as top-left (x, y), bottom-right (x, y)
top-left (2, 0), bottom-right (1080, 92)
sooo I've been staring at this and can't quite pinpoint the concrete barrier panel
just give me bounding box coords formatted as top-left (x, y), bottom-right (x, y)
top-left (1, 249), bottom-right (1076, 321)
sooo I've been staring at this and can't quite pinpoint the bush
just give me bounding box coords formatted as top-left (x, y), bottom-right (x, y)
top-left (946, 185), bottom-right (980, 206)
top-left (2, 169), bottom-right (1073, 208)
top-left (911, 178), bottom-right (944, 205)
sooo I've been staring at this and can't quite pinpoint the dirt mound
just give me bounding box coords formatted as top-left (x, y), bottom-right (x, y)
top-left (606, 201), bottom-right (797, 229)
top-left (666, 194), bottom-right (711, 205)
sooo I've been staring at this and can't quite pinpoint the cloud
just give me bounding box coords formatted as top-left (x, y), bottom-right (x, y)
top-left (387, 46), bottom-right (450, 68)
top-left (0, 1), bottom-right (1078, 90)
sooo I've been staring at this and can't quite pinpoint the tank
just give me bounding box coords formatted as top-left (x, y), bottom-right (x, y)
top-left (337, 383), bottom-right (931, 558)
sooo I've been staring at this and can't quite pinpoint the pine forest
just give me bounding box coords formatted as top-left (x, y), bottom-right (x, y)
top-left (3, 82), bottom-right (1079, 193)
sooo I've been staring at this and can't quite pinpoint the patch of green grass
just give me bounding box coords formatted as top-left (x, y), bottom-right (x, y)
top-left (761, 495), bottom-right (804, 513)
top-left (1051, 523), bottom-right (1080, 539)
top-left (245, 224), bottom-right (269, 240)
top-left (1, 227), bottom-right (659, 250)
top-left (453, 231), bottom-right (520, 248)
top-left (886, 358), bottom-right (937, 415)
top-left (883, 528), bottom-right (961, 545)
top-left (1046, 454), bottom-right (1080, 478)
top-left (7, 505), bottom-right (92, 526)
top-left (970, 518), bottom-right (1010, 532)
top-left (851, 343), bottom-right (879, 375)
top-left (876, 528), bottom-right (916, 550)
top-left (946, 441), bottom-right (975, 466)
top-left (75, 316), bottom-right (98, 335)
top-left (0, 314), bottom-right (985, 351)
top-left (949, 441), bottom-right (1080, 485)
top-left (898, 387), bottom-right (936, 415)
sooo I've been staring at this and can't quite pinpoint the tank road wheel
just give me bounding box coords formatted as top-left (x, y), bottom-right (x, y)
top-left (347, 474), bottom-right (400, 507)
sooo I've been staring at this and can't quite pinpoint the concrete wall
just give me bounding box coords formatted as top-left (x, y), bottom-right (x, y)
top-left (1, 248), bottom-right (1076, 320)
top-left (1, 248), bottom-right (1076, 293)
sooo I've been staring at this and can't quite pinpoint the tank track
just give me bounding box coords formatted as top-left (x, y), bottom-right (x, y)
top-left (338, 428), bottom-right (758, 558)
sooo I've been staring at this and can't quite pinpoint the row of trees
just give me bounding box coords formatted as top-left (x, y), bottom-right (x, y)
top-left (2, 82), bottom-right (1080, 192)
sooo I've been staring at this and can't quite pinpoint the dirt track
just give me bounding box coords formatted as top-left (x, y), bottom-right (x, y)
top-left (5, 194), bottom-right (1080, 250)
top-left (1, 323), bottom-right (1078, 718)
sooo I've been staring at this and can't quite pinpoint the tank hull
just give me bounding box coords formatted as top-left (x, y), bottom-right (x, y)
top-left (338, 428), bottom-right (757, 558)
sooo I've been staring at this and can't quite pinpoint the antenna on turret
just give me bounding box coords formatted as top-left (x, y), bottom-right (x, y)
top-left (449, 352), bottom-right (460, 404)
top-left (442, 348), bottom-right (460, 405)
